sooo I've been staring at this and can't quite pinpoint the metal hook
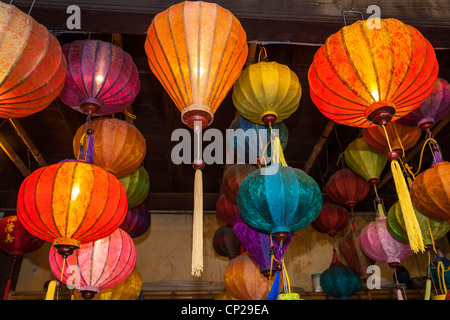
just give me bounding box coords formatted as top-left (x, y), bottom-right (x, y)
top-left (342, 7), bottom-right (364, 26)
top-left (9, 0), bottom-right (36, 15)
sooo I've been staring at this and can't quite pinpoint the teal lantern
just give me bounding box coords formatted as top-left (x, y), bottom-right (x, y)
top-left (236, 164), bottom-right (322, 243)
top-left (320, 249), bottom-right (362, 299)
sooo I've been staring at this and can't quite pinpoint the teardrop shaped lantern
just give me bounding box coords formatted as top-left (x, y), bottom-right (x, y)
top-left (311, 202), bottom-right (350, 237)
top-left (17, 161), bottom-right (128, 257)
top-left (216, 194), bottom-right (238, 226)
top-left (232, 61), bottom-right (302, 126)
top-left (145, 1), bottom-right (248, 277)
top-left (221, 164), bottom-right (257, 204)
top-left (118, 166), bottom-right (150, 209)
top-left (49, 228), bottom-right (136, 300)
top-left (73, 118), bottom-right (146, 178)
top-left (236, 165), bottom-right (322, 244)
top-left (397, 78), bottom-right (450, 131)
top-left (0, 2), bottom-right (66, 118)
top-left (410, 161), bottom-right (450, 222)
top-left (59, 39), bottom-right (140, 116)
top-left (387, 201), bottom-right (450, 246)
top-left (120, 203), bottom-right (151, 239)
top-left (212, 225), bottom-right (242, 260)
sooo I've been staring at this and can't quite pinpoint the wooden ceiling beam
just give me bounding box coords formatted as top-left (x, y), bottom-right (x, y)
top-left (0, 133), bottom-right (30, 177)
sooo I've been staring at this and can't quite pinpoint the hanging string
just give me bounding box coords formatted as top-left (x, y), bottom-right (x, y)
top-left (2, 256), bottom-right (17, 300)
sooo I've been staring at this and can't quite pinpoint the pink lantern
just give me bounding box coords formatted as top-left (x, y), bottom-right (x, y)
top-left (59, 39), bottom-right (140, 116)
top-left (49, 228), bottom-right (136, 300)
top-left (360, 216), bottom-right (413, 268)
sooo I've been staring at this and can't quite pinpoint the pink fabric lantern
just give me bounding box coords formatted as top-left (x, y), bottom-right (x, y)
top-left (49, 228), bottom-right (136, 300)
top-left (360, 216), bottom-right (413, 268)
top-left (59, 39), bottom-right (140, 116)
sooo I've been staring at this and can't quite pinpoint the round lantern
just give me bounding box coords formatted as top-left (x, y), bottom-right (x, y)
top-left (236, 164), bottom-right (322, 243)
top-left (311, 202), bottom-right (350, 237)
top-left (232, 61), bottom-right (302, 126)
top-left (387, 201), bottom-right (450, 246)
top-left (344, 137), bottom-right (388, 185)
top-left (216, 194), bottom-right (238, 226)
top-left (118, 166), bottom-right (150, 209)
top-left (338, 230), bottom-right (375, 280)
top-left (223, 252), bottom-right (270, 300)
top-left (308, 18), bottom-right (438, 129)
top-left (212, 225), bottom-right (242, 260)
top-left (410, 161), bottom-right (450, 222)
top-left (49, 228), bottom-right (136, 300)
top-left (397, 78), bottom-right (450, 131)
top-left (0, 2), bottom-right (66, 118)
top-left (233, 212), bottom-right (293, 278)
top-left (73, 118), bottom-right (146, 178)
top-left (17, 161), bottom-right (128, 257)
top-left (221, 164), bottom-right (257, 204)
top-left (73, 267), bottom-right (142, 300)
top-left (59, 39), bottom-right (140, 116)
top-left (326, 168), bottom-right (370, 209)
top-left (120, 203), bottom-right (151, 238)
top-left (320, 249), bottom-right (362, 299)
top-left (363, 121), bottom-right (421, 156)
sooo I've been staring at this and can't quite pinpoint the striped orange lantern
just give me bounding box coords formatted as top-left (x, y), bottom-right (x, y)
top-left (0, 2), bottom-right (66, 118)
top-left (73, 118), bottom-right (146, 178)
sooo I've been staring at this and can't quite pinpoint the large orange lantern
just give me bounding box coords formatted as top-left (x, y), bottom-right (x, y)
top-left (145, 1), bottom-right (248, 277)
top-left (0, 2), bottom-right (66, 118)
top-left (17, 160), bottom-right (128, 257)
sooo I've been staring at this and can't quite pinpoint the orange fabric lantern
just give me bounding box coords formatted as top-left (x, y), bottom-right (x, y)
top-left (16, 160), bottom-right (128, 257)
top-left (363, 121), bottom-right (421, 156)
top-left (73, 118), bottom-right (146, 178)
top-left (145, 1), bottom-right (248, 277)
top-left (0, 2), bottom-right (66, 118)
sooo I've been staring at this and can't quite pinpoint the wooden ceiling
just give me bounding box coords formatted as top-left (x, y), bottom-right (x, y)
top-left (0, 0), bottom-right (449, 213)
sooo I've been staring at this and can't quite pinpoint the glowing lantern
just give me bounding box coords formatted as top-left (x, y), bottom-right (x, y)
top-left (17, 161), bottom-right (128, 257)
top-left (118, 166), bottom-right (150, 209)
top-left (223, 253), bottom-right (270, 300)
top-left (221, 164), bottom-right (257, 204)
top-left (49, 228), bottom-right (136, 300)
top-left (145, 1), bottom-right (248, 277)
top-left (212, 225), bottom-right (242, 260)
top-left (59, 39), bottom-right (140, 116)
top-left (73, 118), bottom-right (146, 178)
top-left (216, 194), bottom-right (238, 226)
top-left (232, 61), bottom-right (302, 126)
top-left (0, 2), bottom-right (66, 118)
top-left (311, 202), bottom-right (350, 237)
top-left (410, 161), bottom-right (450, 222)
top-left (120, 203), bottom-right (151, 239)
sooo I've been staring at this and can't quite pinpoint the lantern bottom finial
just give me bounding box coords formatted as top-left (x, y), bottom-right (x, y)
top-left (262, 113), bottom-right (277, 126)
top-left (181, 104), bottom-right (213, 129)
top-left (366, 103), bottom-right (396, 126)
top-left (53, 244), bottom-right (79, 258)
top-left (274, 231), bottom-right (290, 244)
top-left (80, 98), bottom-right (102, 116)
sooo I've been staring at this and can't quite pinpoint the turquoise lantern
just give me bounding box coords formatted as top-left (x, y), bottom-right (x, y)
top-left (320, 249), bottom-right (362, 299)
top-left (236, 164), bottom-right (322, 243)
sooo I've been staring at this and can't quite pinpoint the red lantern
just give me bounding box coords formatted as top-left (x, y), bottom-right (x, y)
top-left (221, 164), bottom-right (257, 204)
top-left (17, 161), bottom-right (128, 257)
top-left (326, 168), bottom-right (370, 209)
top-left (49, 228), bottom-right (136, 300)
top-left (311, 202), bottom-right (350, 237)
top-left (216, 194), bottom-right (238, 226)
top-left (212, 225), bottom-right (242, 260)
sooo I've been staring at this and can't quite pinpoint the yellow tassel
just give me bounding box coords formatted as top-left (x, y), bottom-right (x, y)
top-left (45, 280), bottom-right (57, 300)
top-left (272, 136), bottom-right (287, 166)
top-left (191, 169), bottom-right (203, 277)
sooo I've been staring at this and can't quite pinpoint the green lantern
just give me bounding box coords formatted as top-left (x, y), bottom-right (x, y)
top-left (387, 201), bottom-right (450, 246)
top-left (119, 166), bottom-right (150, 208)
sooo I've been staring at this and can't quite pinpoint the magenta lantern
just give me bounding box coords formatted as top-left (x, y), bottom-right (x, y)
top-left (49, 228), bottom-right (136, 300)
top-left (120, 203), bottom-right (151, 238)
top-left (59, 39), bottom-right (140, 116)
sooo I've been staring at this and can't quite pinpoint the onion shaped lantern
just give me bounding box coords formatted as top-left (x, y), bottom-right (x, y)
top-left (59, 39), bottom-right (140, 116)
top-left (118, 166), bottom-right (150, 209)
top-left (236, 164), bottom-right (322, 244)
top-left (17, 161), bottom-right (128, 258)
top-left (212, 225), bottom-right (242, 260)
top-left (311, 202), bottom-right (350, 237)
top-left (221, 164), bottom-right (257, 204)
top-left (49, 228), bottom-right (136, 300)
top-left (232, 61), bottom-right (302, 126)
top-left (120, 203), bottom-right (151, 239)
top-left (216, 194), bottom-right (238, 226)
top-left (0, 2), bottom-right (66, 118)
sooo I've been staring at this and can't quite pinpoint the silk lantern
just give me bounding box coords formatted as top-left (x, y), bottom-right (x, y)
top-left (223, 252), bottom-right (270, 300)
top-left (232, 61), bottom-right (302, 126)
top-left (387, 201), bottom-right (450, 246)
top-left (338, 230), bottom-right (375, 280)
top-left (411, 161), bottom-right (450, 222)
top-left (0, 2), bottom-right (66, 118)
top-left (237, 165), bottom-right (322, 244)
top-left (118, 166), bottom-right (150, 209)
top-left (221, 164), bottom-right (257, 204)
top-left (120, 203), bottom-right (151, 239)
top-left (49, 228), bottom-right (136, 300)
top-left (212, 225), bottom-right (242, 260)
top-left (320, 249), bottom-right (362, 299)
top-left (216, 193), bottom-right (238, 226)
top-left (73, 118), bottom-right (146, 178)
top-left (145, 1), bottom-right (248, 277)
top-left (17, 161), bottom-right (128, 258)
top-left (311, 202), bottom-right (350, 237)
top-left (59, 39), bottom-right (140, 116)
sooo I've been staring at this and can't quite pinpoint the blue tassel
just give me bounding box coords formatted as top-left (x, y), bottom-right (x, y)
top-left (265, 270), bottom-right (280, 300)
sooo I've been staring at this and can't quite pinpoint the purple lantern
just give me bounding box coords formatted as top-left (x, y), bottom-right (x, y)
top-left (233, 212), bottom-right (293, 278)
top-left (59, 39), bottom-right (140, 116)
top-left (120, 203), bottom-right (151, 238)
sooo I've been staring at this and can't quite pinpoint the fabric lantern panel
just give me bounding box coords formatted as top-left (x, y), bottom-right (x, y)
top-left (338, 230), bottom-right (375, 280)
top-left (325, 168), bottom-right (370, 209)
top-left (120, 203), bottom-right (151, 239)
top-left (216, 193), bottom-right (239, 226)
top-left (212, 225), bottom-right (242, 260)
top-left (310, 202), bottom-right (350, 237)
top-left (118, 166), bottom-right (150, 209)
top-left (0, 215), bottom-right (44, 256)
top-left (221, 164), bottom-right (257, 204)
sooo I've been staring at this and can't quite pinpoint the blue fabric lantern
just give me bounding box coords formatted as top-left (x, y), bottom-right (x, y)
top-left (236, 164), bottom-right (322, 243)
top-left (320, 249), bottom-right (362, 299)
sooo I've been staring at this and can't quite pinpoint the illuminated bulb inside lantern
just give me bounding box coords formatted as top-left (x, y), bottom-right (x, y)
top-left (95, 75), bottom-right (104, 83)
top-left (71, 186), bottom-right (80, 201)
top-left (371, 90), bottom-right (379, 101)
